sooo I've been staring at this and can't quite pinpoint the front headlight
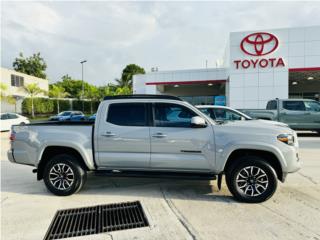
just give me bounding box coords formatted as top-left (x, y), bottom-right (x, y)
top-left (277, 133), bottom-right (294, 145)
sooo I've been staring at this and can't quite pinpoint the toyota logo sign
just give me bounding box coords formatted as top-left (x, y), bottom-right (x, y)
top-left (240, 32), bottom-right (279, 56)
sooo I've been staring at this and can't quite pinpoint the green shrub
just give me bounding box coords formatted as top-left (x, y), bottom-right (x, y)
top-left (22, 98), bottom-right (54, 115)
top-left (22, 98), bottom-right (100, 115)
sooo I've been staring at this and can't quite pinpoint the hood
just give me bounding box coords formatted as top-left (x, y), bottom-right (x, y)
top-left (251, 119), bottom-right (288, 128)
top-left (215, 119), bottom-right (293, 135)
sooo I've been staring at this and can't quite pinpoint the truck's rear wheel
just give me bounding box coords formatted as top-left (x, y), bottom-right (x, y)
top-left (225, 157), bottom-right (278, 203)
top-left (43, 154), bottom-right (86, 196)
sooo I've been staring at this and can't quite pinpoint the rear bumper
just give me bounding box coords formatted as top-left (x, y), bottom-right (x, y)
top-left (7, 149), bottom-right (15, 163)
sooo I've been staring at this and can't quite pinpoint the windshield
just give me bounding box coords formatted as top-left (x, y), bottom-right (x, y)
top-left (58, 111), bottom-right (72, 116)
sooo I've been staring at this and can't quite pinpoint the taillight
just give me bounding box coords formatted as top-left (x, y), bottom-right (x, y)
top-left (9, 132), bottom-right (16, 141)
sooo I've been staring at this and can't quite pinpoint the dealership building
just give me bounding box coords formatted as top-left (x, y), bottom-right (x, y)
top-left (133, 25), bottom-right (320, 109)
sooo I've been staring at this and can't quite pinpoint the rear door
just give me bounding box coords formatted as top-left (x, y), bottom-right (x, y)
top-left (303, 101), bottom-right (320, 129)
top-left (280, 100), bottom-right (308, 128)
top-left (96, 102), bottom-right (151, 169)
top-left (150, 102), bottom-right (214, 171)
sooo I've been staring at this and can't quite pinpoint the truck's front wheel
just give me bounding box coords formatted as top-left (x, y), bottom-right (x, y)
top-left (43, 154), bottom-right (86, 196)
top-left (226, 157), bottom-right (278, 203)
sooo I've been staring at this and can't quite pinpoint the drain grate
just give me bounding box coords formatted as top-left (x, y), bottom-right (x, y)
top-left (44, 201), bottom-right (149, 240)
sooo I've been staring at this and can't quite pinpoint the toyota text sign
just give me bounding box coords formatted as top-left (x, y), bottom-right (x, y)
top-left (234, 32), bottom-right (285, 69)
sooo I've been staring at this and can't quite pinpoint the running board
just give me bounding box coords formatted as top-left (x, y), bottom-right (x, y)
top-left (94, 170), bottom-right (217, 180)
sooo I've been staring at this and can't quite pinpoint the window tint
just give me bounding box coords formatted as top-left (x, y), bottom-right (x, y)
top-left (107, 103), bottom-right (147, 126)
top-left (267, 100), bottom-right (277, 110)
top-left (213, 109), bottom-right (242, 121)
top-left (1, 114), bottom-right (8, 120)
top-left (199, 108), bottom-right (215, 119)
top-left (7, 114), bottom-right (18, 119)
top-left (283, 101), bottom-right (306, 111)
top-left (154, 103), bottom-right (197, 127)
top-left (304, 101), bottom-right (320, 112)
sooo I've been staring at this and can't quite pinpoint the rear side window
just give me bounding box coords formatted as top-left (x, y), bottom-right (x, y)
top-left (7, 114), bottom-right (18, 119)
top-left (107, 103), bottom-right (147, 126)
top-left (266, 100), bottom-right (277, 110)
top-left (283, 101), bottom-right (305, 111)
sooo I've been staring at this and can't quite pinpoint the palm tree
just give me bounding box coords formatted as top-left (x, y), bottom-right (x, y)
top-left (49, 85), bottom-right (69, 113)
top-left (84, 86), bottom-right (100, 114)
top-left (0, 83), bottom-right (16, 105)
top-left (24, 83), bottom-right (44, 118)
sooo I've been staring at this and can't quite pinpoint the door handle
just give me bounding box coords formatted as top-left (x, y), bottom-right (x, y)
top-left (152, 133), bottom-right (167, 138)
top-left (101, 132), bottom-right (116, 137)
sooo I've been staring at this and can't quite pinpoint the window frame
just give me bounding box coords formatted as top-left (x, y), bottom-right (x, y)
top-left (10, 74), bottom-right (24, 87)
top-left (152, 102), bottom-right (200, 128)
top-left (106, 102), bottom-right (151, 127)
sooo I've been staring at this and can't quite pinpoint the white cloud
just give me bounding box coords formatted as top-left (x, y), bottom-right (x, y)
top-left (1, 1), bottom-right (320, 86)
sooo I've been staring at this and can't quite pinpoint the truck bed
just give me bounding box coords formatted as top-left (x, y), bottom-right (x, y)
top-left (10, 121), bottom-right (95, 169)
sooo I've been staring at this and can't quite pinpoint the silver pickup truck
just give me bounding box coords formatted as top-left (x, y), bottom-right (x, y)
top-left (8, 95), bottom-right (301, 203)
top-left (240, 99), bottom-right (320, 133)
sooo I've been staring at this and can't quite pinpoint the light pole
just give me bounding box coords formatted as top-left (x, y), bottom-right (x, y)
top-left (80, 60), bottom-right (87, 112)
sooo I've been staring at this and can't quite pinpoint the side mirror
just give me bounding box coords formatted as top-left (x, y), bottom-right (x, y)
top-left (191, 116), bottom-right (206, 128)
top-left (241, 116), bottom-right (246, 121)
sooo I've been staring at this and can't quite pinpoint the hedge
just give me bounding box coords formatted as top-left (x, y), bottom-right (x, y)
top-left (22, 97), bottom-right (100, 115)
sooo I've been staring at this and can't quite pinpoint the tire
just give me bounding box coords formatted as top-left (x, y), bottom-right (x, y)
top-left (225, 156), bottom-right (278, 203)
top-left (43, 154), bottom-right (87, 196)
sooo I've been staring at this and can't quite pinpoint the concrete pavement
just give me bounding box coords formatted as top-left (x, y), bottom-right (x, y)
top-left (1, 131), bottom-right (320, 240)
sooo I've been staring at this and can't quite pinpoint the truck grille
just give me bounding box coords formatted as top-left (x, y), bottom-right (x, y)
top-left (44, 201), bottom-right (149, 240)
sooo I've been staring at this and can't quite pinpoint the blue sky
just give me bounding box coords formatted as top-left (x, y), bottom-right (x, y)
top-left (2, 1), bottom-right (320, 86)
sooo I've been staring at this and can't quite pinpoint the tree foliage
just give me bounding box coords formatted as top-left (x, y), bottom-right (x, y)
top-left (13, 52), bottom-right (47, 79)
top-left (0, 83), bottom-right (16, 104)
top-left (24, 83), bottom-right (45, 118)
top-left (116, 64), bottom-right (145, 88)
top-left (49, 85), bottom-right (70, 113)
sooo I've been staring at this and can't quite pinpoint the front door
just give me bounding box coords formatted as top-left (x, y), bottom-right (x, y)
top-left (150, 103), bottom-right (215, 171)
top-left (96, 102), bottom-right (151, 169)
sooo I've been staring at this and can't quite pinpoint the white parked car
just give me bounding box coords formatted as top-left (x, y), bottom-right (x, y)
top-left (196, 105), bottom-right (288, 128)
top-left (0, 113), bottom-right (30, 131)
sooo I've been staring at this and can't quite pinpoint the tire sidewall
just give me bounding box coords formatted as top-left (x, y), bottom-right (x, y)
top-left (43, 154), bottom-right (85, 196)
top-left (226, 157), bottom-right (278, 203)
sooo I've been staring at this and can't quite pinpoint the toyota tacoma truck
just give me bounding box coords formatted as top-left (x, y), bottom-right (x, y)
top-left (240, 99), bottom-right (320, 133)
top-left (8, 95), bottom-right (301, 203)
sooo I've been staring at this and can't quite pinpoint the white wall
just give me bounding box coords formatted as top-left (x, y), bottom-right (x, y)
top-left (1, 67), bottom-right (49, 113)
top-left (133, 68), bottom-right (229, 94)
top-left (229, 26), bottom-right (320, 109)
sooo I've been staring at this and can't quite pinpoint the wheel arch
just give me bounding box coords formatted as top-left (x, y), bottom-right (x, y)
top-left (223, 149), bottom-right (284, 182)
top-left (37, 146), bottom-right (89, 180)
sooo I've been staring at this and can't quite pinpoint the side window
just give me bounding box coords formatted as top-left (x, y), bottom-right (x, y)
top-left (283, 101), bottom-right (306, 111)
top-left (107, 103), bottom-right (147, 126)
top-left (304, 101), bottom-right (320, 112)
top-left (267, 100), bottom-right (277, 110)
top-left (154, 103), bottom-right (197, 127)
top-left (7, 114), bottom-right (18, 119)
top-left (1, 114), bottom-right (8, 120)
top-left (213, 109), bottom-right (242, 121)
top-left (200, 108), bottom-right (216, 120)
